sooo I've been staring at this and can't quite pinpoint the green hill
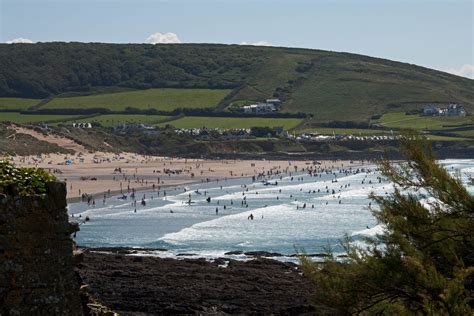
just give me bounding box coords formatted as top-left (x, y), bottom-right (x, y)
top-left (0, 43), bottom-right (472, 122)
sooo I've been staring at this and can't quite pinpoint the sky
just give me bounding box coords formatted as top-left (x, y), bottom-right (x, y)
top-left (0, 0), bottom-right (473, 78)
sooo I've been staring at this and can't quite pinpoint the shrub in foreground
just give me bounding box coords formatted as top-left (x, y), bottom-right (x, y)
top-left (0, 160), bottom-right (56, 195)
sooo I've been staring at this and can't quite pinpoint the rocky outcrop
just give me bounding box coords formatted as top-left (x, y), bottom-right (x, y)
top-left (0, 182), bottom-right (83, 315)
top-left (77, 252), bottom-right (315, 315)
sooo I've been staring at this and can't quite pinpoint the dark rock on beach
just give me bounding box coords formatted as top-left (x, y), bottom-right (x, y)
top-left (244, 251), bottom-right (283, 257)
top-left (289, 253), bottom-right (330, 258)
top-left (77, 252), bottom-right (315, 315)
top-left (85, 246), bottom-right (168, 254)
top-left (224, 250), bottom-right (244, 255)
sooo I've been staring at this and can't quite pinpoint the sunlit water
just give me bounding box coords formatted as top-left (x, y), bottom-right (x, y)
top-left (69, 159), bottom-right (474, 261)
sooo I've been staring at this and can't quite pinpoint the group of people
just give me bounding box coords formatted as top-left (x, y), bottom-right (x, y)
top-left (73, 158), bottom-right (386, 226)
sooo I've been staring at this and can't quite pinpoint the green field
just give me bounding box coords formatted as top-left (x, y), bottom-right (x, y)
top-left (0, 112), bottom-right (79, 123)
top-left (423, 134), bottom-right (470, 141)
top-left (0, 98), bottom-right (41, 110)
top-left (43, 88), bottom-right (231, 111)
top-left (158, 117), bottom-right (303, 129)
top-left (80, 114), bottom-right (172, 127)
top-left (448, 129), bottom-right (474, 137)
top-left (374, 112), bottom-right (473, 130)
top-left (297, 127), bottom-right (392, 136)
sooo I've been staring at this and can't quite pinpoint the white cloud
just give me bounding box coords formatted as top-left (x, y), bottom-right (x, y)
top-left (6, 37), bottom-right (34, 44)
top-left (240, 41), bottom-right (273, 46)
top-left (445, 64), bottom-right (474, 79)
top-left (145, 32), bottom-right (181, 44)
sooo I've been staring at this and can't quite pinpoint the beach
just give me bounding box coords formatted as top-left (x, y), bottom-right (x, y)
top-left (6, 152), bottom-right (357, 200)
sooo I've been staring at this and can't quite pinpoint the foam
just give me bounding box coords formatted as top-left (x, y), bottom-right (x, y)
top-left (351, 224), bottom-right (386, 237)
top-left (71, 159), bottom-right (474, 259)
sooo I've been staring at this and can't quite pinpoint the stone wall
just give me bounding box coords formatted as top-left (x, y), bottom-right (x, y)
top-left (0, 182), bottom-right (83, 315)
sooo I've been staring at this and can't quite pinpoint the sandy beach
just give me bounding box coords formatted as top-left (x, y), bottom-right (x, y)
top-left (4, 152), bottom-right (359, 200)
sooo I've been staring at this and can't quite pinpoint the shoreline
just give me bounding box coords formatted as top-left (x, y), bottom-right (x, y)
top-left (77, 245), bottom-right (336, 265)
top-left (65, 178), bottom-right (204, 204)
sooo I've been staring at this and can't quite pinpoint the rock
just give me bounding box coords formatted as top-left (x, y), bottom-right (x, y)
top-left (0, 181), bottom-right (83, 315)
top-left (244, 251), bottom-right (283, 257)
top-left (73, 250), bottom-right (85, 265)
top-left (224, 250), bottom-right (243, 255)
top-left (77, 252), bottom-right (315, 315)
top-left (84, 246), bottom-right (168, 254)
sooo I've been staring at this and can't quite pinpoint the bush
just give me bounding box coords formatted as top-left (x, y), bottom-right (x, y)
top-left (321, 121), bottom-right (370, 129)
top-left (0, 160), bottom-right (56, 195)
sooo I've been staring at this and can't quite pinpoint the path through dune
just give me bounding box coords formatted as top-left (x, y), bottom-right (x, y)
top-left (9, 125), bottom-right (88, 153)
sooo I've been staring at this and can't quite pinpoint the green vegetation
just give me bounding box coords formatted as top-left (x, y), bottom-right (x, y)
top-left (302, 135), bottom-right (474, 314)
top-left (158, 116), bottom-right (303, 129)
top-left (372, 112), bottom-right (474, 140)
top-left (297, 127), bottom-right (391, 135)
top-left (79, 114), bottom-right (172, 127)
top-left (0, 112), bottom-right (79, 123)
top-left (0, 160), bottom-right (56, 196)
top-left (451, 129), bottom-right (474, 137)
top-left (374, 112), bottom-right (473, 130)
top-left (43, 88), bottom-right (231, 111)
top-left (0, 43), bottom-right (471, 122)
top-left (424, 134), bottom-right (470, 141)
top-left (0, 98), bottom-right (41, 110)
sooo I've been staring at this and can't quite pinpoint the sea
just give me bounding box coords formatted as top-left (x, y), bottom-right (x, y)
top-left (68, 159), bottom-right (474, 262)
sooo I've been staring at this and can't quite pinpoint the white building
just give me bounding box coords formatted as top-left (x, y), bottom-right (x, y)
top-left (265, 98), bottom-right (281, 105)
top-left (422, 103), bottom-right (466, 117)
top-left (72, 122), bottom-right (92, 128)
top-left (446, 104), bottom-right (466, 117)
top-left (242, 103), bottom-right (276, 114)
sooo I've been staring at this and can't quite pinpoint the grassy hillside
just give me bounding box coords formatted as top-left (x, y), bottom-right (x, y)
top-left (0, 43), bottom-right (472, 122)
top-left (373, 112), bottom-right (473, 130)
top-left (0, 112), bottom-right (79, 123)
top-left (0, 98), bottom-right (41, 110)
top-left (44, 88), bottom-right (230, 111)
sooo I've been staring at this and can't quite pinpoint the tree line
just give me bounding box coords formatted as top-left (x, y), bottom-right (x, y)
top-left (0, 43), bottom-right (269, 98)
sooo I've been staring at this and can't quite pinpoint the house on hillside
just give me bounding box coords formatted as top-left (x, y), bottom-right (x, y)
top-left (242, 103), bottom-right (276, 114)
top-left (422, 103), bottom-right (467, 117)
top-left (266, 98), bottom-right (281, 106)
top-left (446, 103), bottom-right (466, 117)
top-left (423, 104), bottom-right (440, 116)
